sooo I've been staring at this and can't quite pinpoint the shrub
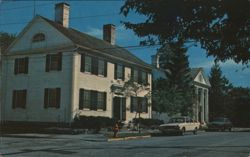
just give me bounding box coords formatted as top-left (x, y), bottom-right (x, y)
top-left (73, 116), bottom-right (116, 132)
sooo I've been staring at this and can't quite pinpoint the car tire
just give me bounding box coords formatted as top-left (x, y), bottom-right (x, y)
top-left (193, 127), bottom-right (198, 135)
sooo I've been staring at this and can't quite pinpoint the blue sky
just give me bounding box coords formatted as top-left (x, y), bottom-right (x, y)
top-left (0, 0), bottom-right (249, 87)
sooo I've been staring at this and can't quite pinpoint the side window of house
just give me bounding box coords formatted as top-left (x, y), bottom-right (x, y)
top-left (130, 96), bottom-right (148, 113)
top-left (131, 68), bottom-right (139, 82)
top-left (14, 57), bottom-right (29, 74)
top-left (80, 54), bottom-right (107, 77)
top-left (32, 33), bottom-right (45, 42)
top-left (44, 88), bottom-right (61, 108)
top-left (79, 89), bottom-right (106, 111)
top-left (12, 90), bottom-right (27, 109)
top-left (141, 71), bottom-right (148, 85)
top-left (45, 53), bottom-right (62, 72)
top-left (114, 63), bottom-right (124, 80)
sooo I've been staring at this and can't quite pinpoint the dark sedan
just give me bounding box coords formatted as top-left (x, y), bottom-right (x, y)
top-left (206, 117), bottom-right (233, 131)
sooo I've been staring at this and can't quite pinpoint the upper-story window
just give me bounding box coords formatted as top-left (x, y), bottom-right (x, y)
top-left (141, 71), bottom-right (148, 85)
top-left (132, 69), bottom-right (139, 82)
top-left (131, 68), bottom-right (148, 85)
top-left (14, 57), bottom-right (29, 74)
top-left (32, 33), bottom-right (45, 42)
top-left (45, 53), bottom-right (62, 72)
top-left (80, 54), bottom-right (107, 77)
top-left (114, 64), bottom-right (124, 80)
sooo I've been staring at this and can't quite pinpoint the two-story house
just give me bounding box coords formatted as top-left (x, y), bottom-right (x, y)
top-left (0, 3), bottom-right (152, 125)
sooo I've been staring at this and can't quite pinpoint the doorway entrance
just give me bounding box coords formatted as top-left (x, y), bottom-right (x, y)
top-left (113, 97), bottom-right (126, 121)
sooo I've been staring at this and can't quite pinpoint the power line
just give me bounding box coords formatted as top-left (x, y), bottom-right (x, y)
top-left (0, 13), bottom-right (120, 26)
top-left (0, 2), bottom-right (53, 11)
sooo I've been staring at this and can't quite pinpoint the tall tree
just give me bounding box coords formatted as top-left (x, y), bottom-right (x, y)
top-left (121, 0), bottom-right (250, 64)
top-left (154, 43), bottom-right (194, 116)
top-left (0, 32), bottom-right (16, 53)
top-left (209, 62), bottom-right (232, 119)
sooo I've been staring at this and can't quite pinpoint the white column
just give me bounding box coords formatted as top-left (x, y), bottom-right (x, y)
top-left (200, 88), bottom-right (205, 123)
top-left (205, 89), bottom-right (209, 122)
top-left (195, 87), bottom-right (199, 122)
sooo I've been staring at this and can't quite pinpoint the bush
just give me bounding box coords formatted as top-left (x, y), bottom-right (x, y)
top-left (73, 116), bottom-right (116, 132)
top-left (132, 118), bottom-right (164, 129)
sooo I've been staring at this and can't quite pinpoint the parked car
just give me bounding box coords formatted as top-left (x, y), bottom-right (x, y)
top-left (206, 117), bottom-right (233, 132)
top-left (159, 117), bottom-right (200, 135)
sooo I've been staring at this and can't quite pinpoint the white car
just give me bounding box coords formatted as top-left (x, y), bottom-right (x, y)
top-left (159, 117), bottom-right (200, 135)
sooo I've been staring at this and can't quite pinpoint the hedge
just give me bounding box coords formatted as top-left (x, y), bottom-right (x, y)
top-left (132, 118), bottom-right (164, 128)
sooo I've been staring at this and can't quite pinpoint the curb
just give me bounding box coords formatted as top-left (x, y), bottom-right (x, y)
top-left (107, 135), bottom-right (151, 142)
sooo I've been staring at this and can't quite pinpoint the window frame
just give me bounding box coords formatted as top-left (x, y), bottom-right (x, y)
top-left (32, 33), bottom-right (45, 42)
top-left (44, 88), bottom-right (61, 108)
top-left (14, 57), bottom-right (29, 74)
top-left (12, 89), bottom-right (27, 109)
top-left (45, 53), bottom-right (62, 72)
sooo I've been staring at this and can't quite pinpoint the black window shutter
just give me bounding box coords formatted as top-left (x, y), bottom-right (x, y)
top-left (56, 88), bottom-right (61, 108)
top-left (104, 61), bottom-right (107, 77)
top-left (80, 54), bottom-right (85, 72)
top-left (114, 63), bottom-right (117, 79)
top-left (138, 71), bottom-right (142, 84)
top-left (23, 90), bottom-right (27, 109)
top-left (138, 97), bottom-right (142, 113)
top-left (45, 55), bottom-right (50, 72)
top-left (44, 88), bottom-right (48, 108)
top-left (122, 97), bottom-right (126, 120)
top-left (146, 72), bottom-right (149, 85)
top-left (131, 68), bottom-right (134, 81)
top-left (103, 92), bottom-right (107, 111)
top-left (58, 53), bottom-right (62, 71)
top-left (130, 97), bottom-right (134, 112)
top-left (91, 91), bottom-right (97, 110)
top-left (122, 66), bottom-right (125, 81)
top-left (25, 57), bottom-right (29, 74)
top-left (145, 98), bottom-right (148, 113)
top-left (14, 59), bottom-right (18, 74)
top-left (12, 91), bottom-right (16, 109)
top-left (79, 89), bottom-right (83, 110)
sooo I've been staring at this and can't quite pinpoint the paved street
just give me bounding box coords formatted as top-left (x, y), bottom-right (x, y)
top-left (1, 131), bottom-right (250, 157)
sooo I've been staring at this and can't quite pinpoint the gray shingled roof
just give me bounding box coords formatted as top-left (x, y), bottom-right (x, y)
top-left (40, 16), bottom-right (152, 70)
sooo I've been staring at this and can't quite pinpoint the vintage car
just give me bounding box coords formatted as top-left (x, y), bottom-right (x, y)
top-left (159, 117), bottom-right (200, 135)
top-left (206, 117), bottom-right (233, 131)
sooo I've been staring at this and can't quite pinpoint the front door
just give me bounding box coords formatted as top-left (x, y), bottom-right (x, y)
top-left (113, 97), bottom-right (126, 121)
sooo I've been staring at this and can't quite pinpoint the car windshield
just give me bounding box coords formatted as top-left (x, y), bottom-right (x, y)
top-left (168, 118), bottom-right (185, 123)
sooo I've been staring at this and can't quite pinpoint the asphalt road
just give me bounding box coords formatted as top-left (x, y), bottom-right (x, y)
top-left (1, 131), bottom-right (250, 157)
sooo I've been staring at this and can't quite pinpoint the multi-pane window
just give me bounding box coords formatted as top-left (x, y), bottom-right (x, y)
top-left (12, 90), bottom-right (27, 109)
top-left (114, 64), bottom-right (124, 80)
top-left (79, 89), bottom-right (106, 111)
top-left (44, 88), bottom-right (61, 108)
top-left (141, 71), bottom-right (147, 85)
top-left (32, 33), bottom-right (45, 42)
top-left (85, 56), bottom-right (92, 72)
top-left (97, 92), bottom-right (106, 110)
top-left (98, 60), bottom-right (105, 76)
top-left (14, 57), bottom-right (29, 74)
top-left (81, 54), bottom-right (107, 77)
top-left (130, 97), bottom-right (148, 113)
top-left (45, 53), bottom-right (62, 72)
top-left (132, 69), bottom-right (138, 82)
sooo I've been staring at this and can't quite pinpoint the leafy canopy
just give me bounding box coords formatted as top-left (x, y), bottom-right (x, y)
top-left (121, 0), bottom-right (250, 64)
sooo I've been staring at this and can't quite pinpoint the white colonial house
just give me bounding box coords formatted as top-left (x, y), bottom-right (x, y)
top-left (151, 51), bottom-right (210, 124)
top-left (0, 3), bottom-right (152, 124)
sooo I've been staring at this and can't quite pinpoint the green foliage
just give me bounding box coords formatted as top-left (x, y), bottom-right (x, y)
top-left (153, 43), bottom-right (194, 116)
top-left (73, 116), bottom-right (116, 131)
top-left (209, 62), bottom-right (233, 119)
top-left (121, 0), bottom-right (250, 64)
top-left (227, 87), bottom-right (250, 127)
top-left (0, 32), bottom-right (16, 53)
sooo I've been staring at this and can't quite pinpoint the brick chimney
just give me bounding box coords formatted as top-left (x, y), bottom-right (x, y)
top-left (55, 3), bottom-right (70, 28)
top-left (103, 24), bottom-right (115, 45)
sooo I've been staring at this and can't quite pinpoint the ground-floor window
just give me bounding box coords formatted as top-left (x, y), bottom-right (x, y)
top-left (79, 89), bottom-right (106, 111)
top-left (12, 89), bottom-right (27, 109)
top-left (130, 96), bottom-right (148, 113)
top-left (44, 88), bottom-right (61, 108)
